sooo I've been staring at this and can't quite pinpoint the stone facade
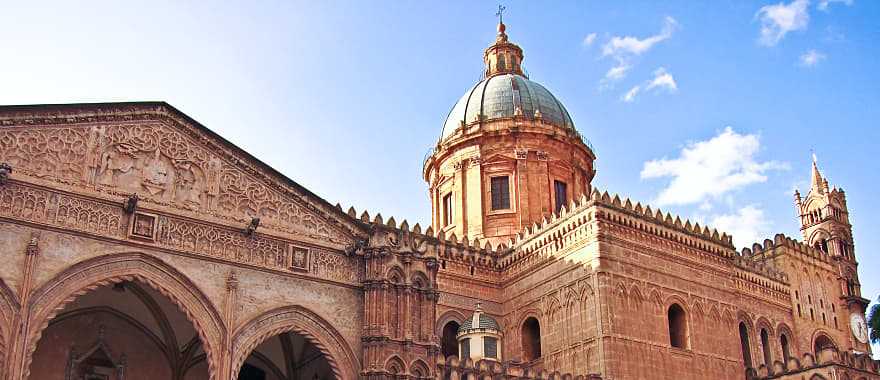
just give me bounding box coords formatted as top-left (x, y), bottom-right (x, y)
top-left (0, 21), bottom-right (876, 380)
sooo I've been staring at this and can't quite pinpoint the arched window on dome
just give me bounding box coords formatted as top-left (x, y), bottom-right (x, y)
top-left (521, 317), bottom-right (542, 361)
top-left (667, 304), bottom-right (688, 349)
top-left (497, 54), bottom-right (506, 71)
top-left (740, 322), bottom-right (753, 368)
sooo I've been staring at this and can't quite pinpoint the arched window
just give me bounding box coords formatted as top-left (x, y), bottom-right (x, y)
top-left (521, 317), bottom-right (542, 361)
top-left (780, 334), bottom-right (791, 363)
top-left (760, 328), bottom-right (772, 366)
top-left (667, 304), bottom-right (688, 349)
top-left (739, 322), bottom-right (753, 368)
top-left (440, 321), bottom-right (460, 358)
top-left (814, 334), bottom-right (836, 356)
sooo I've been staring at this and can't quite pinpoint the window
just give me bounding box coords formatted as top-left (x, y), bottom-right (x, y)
top-left (739, 323), bottom-right (753, 368)
top-left (521, 317), bottom-right (542, 361)
top-left (483, 337), bottom-right (498, 359)
top-left (760, 328), bottom-right (772, 366)
top-left (667, 304), bottom-right (688, 349)
top-left (490, 176), bottom-right (511, 210)
top-left (780, 334), bottom-right (791, 363)
top-left (442, 193), bottom-right (453, 226)
top-left (814, 335), bottom-right (836, 357)
top-left (460, 338), bottom-right (470, 359)
top-left (554, 180), bottom-right (568, 213)
top-left (441, 321), bottom-right (461, 358)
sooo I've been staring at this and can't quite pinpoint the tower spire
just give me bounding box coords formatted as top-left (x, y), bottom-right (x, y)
top-left (810, 152), bottom-right (825, 195)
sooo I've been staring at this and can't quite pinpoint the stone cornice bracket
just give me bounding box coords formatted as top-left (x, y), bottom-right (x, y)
top-left (344, 238), bottom-right (368, 256)
top-left (0, 162), bottom-right (12, 186)
top-left (122, 193), bottom-right (139, 214)
top-left (243, 217), bottom-right (260, 236)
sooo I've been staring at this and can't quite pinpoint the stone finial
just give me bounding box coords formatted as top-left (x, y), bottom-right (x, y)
top-left (0, 162), bottom-right (11, 185)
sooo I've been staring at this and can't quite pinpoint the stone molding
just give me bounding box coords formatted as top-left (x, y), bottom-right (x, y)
top-left (229, 305), bottom-right (359, 380)
top-left (19, 252), bottom-right (226, 380)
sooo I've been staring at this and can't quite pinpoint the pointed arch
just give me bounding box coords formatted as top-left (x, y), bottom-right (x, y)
top-left (628, 284), bottom-right (644, 305)
top-left (24, 252), bottom-right (224, 380)
top-left (0, 278), bottom-right (19, 368)
top-left (410, 358), bottom-right (431, 378)
top-left (230, 305), bottom-right (359, 380)
top-left (384, 355), bottom-right (406, 375)
top-left (410, 271), bottom-right (430, 289)
top-left (387, 266), bottom-right (405, 284)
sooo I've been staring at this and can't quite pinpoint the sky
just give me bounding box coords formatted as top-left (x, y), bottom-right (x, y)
top-left (2, 0), bottom-right (878, 354)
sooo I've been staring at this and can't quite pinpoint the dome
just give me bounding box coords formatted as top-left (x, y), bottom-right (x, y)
top-left (458, 312), bottom-right (501, 333)
top-left (440, 73), bottom-right (575, 142)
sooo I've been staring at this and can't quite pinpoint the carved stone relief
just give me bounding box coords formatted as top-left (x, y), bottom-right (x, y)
top-left (0, 119), bottom-right (353, 245)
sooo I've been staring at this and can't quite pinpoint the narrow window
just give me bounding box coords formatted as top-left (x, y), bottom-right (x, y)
top-left (739, 323), bottom-right (753, 368)
top-left (795, 290), bottom-right (799, 300)
top-left (668, 304), bottom-right (688, 349)
top-left (554, 180), bottom-right (568, 213)
top-left (521, 317), bottom-right (542, 361)
top-left (760, 328), bottom-right (772, 366)
top-left (460, 338), bottom-right (470, 359)
top-left (483, 337), bottom-right (498, 359)
top-left (810, 309), bottom-right (815, 321)
top-left (490, 176), bottom-right (511, 210)
top-left (780, 334), bottom-right (791, 363)
top-left (797, 304), bottom-right (802, 317)
top-left (442, 193), bottom-right (453, 226)
top-left (441, 321), bottom-right (461, 358)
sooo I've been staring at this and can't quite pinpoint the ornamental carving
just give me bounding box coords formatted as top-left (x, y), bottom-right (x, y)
top-left (0, 120), bottom-right (352, 244)
top-left (0, 183), bottom-right (126, 238)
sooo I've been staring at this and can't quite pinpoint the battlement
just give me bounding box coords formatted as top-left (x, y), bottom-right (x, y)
top-left (337, 205), bottom-right (511, 271)
top-left (739, 233), bottom-right (834, 265)
top-left (435, 355), bottom-right (602, 380)
top-left (749, 347), bottom-right (879, 379)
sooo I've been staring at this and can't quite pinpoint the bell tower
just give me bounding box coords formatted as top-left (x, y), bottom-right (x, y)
top-left (794, 156), bottom-right (854, 261)
top-left (794, 155), bottom-right (870, 352)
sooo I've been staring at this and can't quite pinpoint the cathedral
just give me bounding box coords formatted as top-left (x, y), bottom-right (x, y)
top-left (0, 19), bottom-right (876, 380)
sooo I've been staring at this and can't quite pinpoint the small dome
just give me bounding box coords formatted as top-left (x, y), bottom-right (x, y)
top-left (458, 312), bottom-right (500, 333)
top-left (440, 73), bottom-right (575, 142)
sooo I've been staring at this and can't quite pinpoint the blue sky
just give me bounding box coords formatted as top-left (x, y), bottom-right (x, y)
top-left (3, 0), bottom-right (878, 353)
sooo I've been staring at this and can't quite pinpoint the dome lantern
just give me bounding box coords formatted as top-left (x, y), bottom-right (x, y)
top-left (456, 303), bottom-right (503, 361)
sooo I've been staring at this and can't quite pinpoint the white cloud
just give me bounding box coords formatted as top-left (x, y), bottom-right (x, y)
top-left (640, 127), bottom-right (788, 206)
top-left (583, 33), bottom-right (597, 46)
top-left (710, 205), bottom-right (773, 248)
top-left (602, 16), bottom-right (678, 58)
top-left (817, 0), bottom-right (853, 11)
top-left (599, 16), bottom-right (678, 86)
top-left (620, 67), bottom-right (677, 102)
top-left (756, 0), bottom-right (810, 46)
top-left (799, 49), bottom-right (826, 66)
top-left (621, 85), bottom-right (641, 103)
top-left (646, 67), bottom-right (678, 92)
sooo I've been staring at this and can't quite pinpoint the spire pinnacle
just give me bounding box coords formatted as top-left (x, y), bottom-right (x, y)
top-left (810, 152), bottom-right (825, 195)
top-left (484, 6), bottom-right (524, 77)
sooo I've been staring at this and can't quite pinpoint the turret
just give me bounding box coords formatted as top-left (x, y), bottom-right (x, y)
top-left (456, 303), bottom-right (503, 361)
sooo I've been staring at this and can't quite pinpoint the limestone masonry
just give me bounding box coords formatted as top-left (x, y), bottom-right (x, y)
top-left (0, 21), bottom-right (875, 380)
